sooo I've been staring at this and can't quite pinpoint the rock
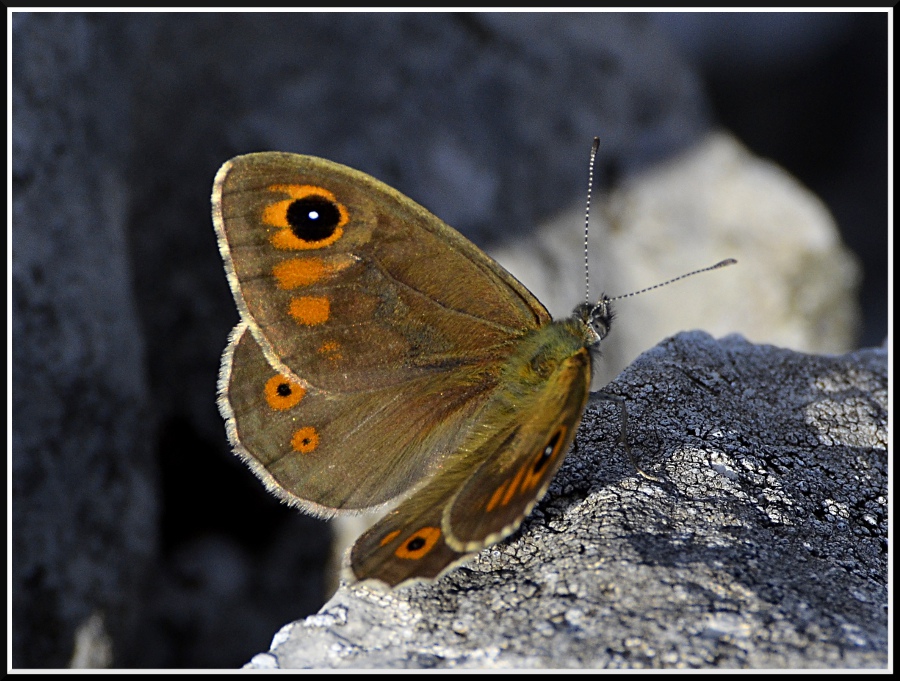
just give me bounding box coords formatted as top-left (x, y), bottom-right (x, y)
top-left (245, 333), bottom-right (887, 669)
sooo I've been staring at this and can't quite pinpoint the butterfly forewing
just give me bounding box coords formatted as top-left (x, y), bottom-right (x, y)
top-left (213, 153), bottom-right (551, 394)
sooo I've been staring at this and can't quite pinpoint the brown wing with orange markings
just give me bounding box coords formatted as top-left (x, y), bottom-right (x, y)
top-left (444, 343), bottom-right (591, 553)
top-left (348, 326), bottom-right (593, 584)
top-left (213, 153), bottom-right (551, 395)
top-left (348, 465), bottom-right (473, 588)
top-left (219, 322), bottom-right (499, 514)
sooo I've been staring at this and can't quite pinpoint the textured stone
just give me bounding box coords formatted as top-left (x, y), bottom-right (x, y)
top-left (245, 334), bottom-right (887, 669)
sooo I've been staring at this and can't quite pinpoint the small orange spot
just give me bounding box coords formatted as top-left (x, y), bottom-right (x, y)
top-left (379, 530), bottom-right (401, 547)
top-left (263, 184), bottom-right (348, 251)
top-left (289, 296), bottom-right (330, 325)
top-left (272, 256), bottom-right (353, 289)
top-left (273, 258), bottom-right (329, 289)
top-left (501, 464), bottom-right (527, 506)
top-left (317, 340), bottom-right (342, 362)
top-left (291, 426), bottom-right (319, 454)
top-left (486, 480), bottom-right (509, 512)
top-left (395, 526), bottom-right (441, 560)
top-left (264, 374), bottom-right (306, 410)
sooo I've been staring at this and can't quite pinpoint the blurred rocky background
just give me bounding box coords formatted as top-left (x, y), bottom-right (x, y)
top-left (11, 11), bottom-right (886, 668)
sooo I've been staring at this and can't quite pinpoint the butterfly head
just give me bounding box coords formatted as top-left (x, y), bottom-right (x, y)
top-left (572, 260), bottom-right (738, 351)
top-left (573, 296), bottom-right (614, 349)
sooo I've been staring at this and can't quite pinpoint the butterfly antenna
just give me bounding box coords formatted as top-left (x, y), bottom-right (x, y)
top-left (606, 258), bottom-right (738, 303)
top-left (584, 137), bottom-right (601, 305)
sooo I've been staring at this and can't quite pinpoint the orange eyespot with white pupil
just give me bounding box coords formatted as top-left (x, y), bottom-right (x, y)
top-left (264, 185), bottom-right (348, 250)
top-left (288, 196), bottom-right (341, 240)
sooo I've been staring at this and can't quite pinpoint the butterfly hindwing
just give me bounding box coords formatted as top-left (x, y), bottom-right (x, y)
top-left (348, 469), bottom-right (474, 588)
top-left (349, 343), bottom-right (591, 584)
top-left (444, 343), bottom-right (592, 552)
top-left (220, 322), bottom-right (505, 512)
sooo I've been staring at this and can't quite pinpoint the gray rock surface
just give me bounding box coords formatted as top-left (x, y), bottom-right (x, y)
top-left (246, 333), bottom-right (887, 669)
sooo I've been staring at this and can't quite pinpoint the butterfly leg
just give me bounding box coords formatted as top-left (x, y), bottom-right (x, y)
top-left (594, 391), bottom-right (659, 482)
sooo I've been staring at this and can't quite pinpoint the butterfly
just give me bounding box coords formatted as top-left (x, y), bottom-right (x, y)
top-left (213, 148), bottom-right (732, 588)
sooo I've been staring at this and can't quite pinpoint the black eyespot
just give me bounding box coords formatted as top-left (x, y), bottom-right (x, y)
top-left (407, 537), bottom-right (426, 551)
top-left (534, 429), bottom-right (562, 474)
top-left (276, 383), bottom-right (292, 397)
top-left (286, 196), bottom-right (341, 242)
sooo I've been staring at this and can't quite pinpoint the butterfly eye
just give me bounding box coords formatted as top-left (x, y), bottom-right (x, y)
top-left (286, 196), bottom-right (342, 243)
top-left (588, 299), bottom-right (613, 341)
